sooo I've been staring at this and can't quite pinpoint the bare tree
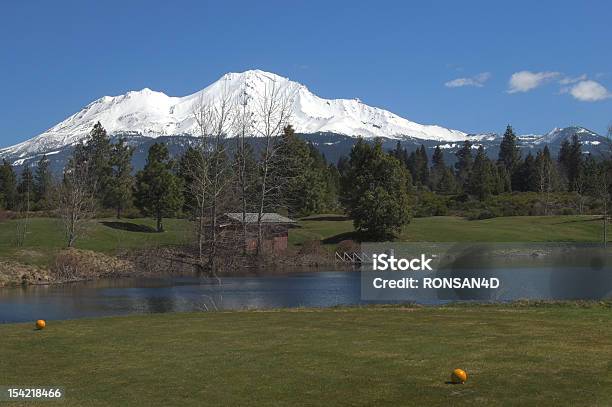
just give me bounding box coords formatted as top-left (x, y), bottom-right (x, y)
top-left (574, 176), bottom-right (588, 215)
top-left (188, 88), bottom-right (236, 274)
top-left (58, 152), bottom-right (97, 247)
top-left (233, 89), bottom-right (255, 253)
top-left (15, 169), bottom-right (32, 247)
top-left (252, 80), bottom-right (295, 256)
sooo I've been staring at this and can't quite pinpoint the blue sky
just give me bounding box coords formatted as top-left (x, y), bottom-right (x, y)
top-left (1, 0), bottom-right (611, 147)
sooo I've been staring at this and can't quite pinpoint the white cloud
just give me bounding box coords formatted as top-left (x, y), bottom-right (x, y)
top-left (559, 74), bottom-right (587, 85)
top-left (445, 72), bottom-right (491, 88)
top-left (507, 70), bottom-right (560, 93)
top-left (568, 80), bottom-right (611, 102)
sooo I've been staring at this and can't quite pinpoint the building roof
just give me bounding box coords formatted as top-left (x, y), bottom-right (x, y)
top-left (223, 213), bottom-right (297, 224)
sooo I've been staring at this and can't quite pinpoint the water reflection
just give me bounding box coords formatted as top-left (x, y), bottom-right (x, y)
top-left (0, 272), bottom-right (362, 323)
top-left (1, 268), bottom-right (610, 324)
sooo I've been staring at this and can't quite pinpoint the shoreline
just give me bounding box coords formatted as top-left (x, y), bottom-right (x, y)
top-left (1, 243), bottom-right (609, 288)
top-left (1, 300), bottom-right (611, 325)
top-left (0, 247), bottom-right (355, 288)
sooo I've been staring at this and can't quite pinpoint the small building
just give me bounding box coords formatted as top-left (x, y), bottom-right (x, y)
top-left (220, 213), bottom-right (297, 253)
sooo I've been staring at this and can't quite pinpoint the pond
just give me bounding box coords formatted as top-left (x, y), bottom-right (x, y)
top-left (0, 268), bottom-right (610, 323)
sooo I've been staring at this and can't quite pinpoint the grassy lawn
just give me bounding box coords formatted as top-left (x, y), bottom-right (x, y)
top-left (0, 215), bottom-right (607, 266)
top-left (290, 215), bottom-right (608, 246)
top-left (0, 305), bottom-right (610, 406)
top-left (0, 217), bottom-right (192, 266)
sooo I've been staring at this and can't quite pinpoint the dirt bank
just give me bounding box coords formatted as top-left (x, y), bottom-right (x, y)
top-left (0, 248), bottom-right (135, 287)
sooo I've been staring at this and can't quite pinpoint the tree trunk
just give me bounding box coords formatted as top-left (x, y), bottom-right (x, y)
top-left (198, 207), bottom-right (205, 269)
top-left (239, 138), bottom-right (249, 255)
top-left (208, 198), bottom-right (217, 276)
top-left (68, 218), bottom-right (75, 247)
top-left (256, 139), bottom-right (271, 257)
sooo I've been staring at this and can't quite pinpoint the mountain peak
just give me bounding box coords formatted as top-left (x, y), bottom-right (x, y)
top-left (215, 70), bottom-right (294, 90)
top-left (2, 70), bottom-right (471, 160)
top-left (129, 87), bottom-right (155, 94)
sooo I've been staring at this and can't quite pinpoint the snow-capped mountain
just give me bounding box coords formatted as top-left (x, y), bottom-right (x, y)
top-left (527, 126), bottom-right (603, 146)
top-left (0, 69), bottom-right (467, 161)
top-left (0, 70), bottom-right (607, 171)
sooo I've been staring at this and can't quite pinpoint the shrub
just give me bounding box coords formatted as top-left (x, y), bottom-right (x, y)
top-left (466, 208), bottom-right (496, 220)
top-left (414, 191), bottom-right (449, 217)
top-left (51, 248), bottom-right (133, 281)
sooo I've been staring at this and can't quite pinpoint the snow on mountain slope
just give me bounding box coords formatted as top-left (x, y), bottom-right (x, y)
top-left (1, 70), bottom-right (468, 159)
top-left (534, 126), bottom-right (601, 144)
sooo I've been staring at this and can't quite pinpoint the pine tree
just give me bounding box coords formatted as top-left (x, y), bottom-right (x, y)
top-left (468, 146), bottom-right (494, 200)
top-left (432, 145), bottom-right (444, 169)
top-left (417, 145), bottom-right (429, 187)
top-left (493, 164), bottom-right (511, 194)
top-left (0, 160), bottom-right (17, 210)
top-left (498, 125), bottom-right (521, 170)
top-left (17, 166), bottom-right (34, 210)
top-left (455, 141), bottom-right (473, 191)
top-left (569, 134), bottom-right (584, 192)
top-left (34, 155), bottom-right (53, 210)
top-left (559, 134), bottom-right (583, 192)
top-left (108, 138), bottom-right (134, 218)
top-left (274, 125), bottom-right (327, 216)
top-left (518, 153), bottom-right (537, 192)
top-left (405, 146), bottom-right (429, 187)
top-left (134, 143), bottom-right (183, 232)
top-left (337, 156), bottom-right (349, 178)
top-left (340, 139), bottom-right (412, 238)
top-left (498, 125), bottom-right (521, 190)
top-left (558, 139), bottom-right (571, 168)
top-left (406, 151), bottom-right (418, 184)
top-left (178, 147), bottom-right (203, 214)
top-left (583, 154), bottom-right (600, 197)
top-left (392, 141), bottom-right (404, 164)
top-left (430, 146), bottom-right (446, 192)
top-left (308, 144), bottom-right (339, 212)
top-left (437, 167), bottom-right (458, 195)
top-left (83, 122), bottom-right (113, 206)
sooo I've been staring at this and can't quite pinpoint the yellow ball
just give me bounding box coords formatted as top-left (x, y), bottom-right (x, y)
top-left (35, 320), bottom-right (46, 330)
top-left (451, 368), bottom-right (467, 384)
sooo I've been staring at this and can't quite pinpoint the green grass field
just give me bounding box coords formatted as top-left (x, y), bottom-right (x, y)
top-left (290, 214), bottom-right (609, 246)
top-left (1, 305), bottom-right (610, 406)
top-left (0, 214), bottom-right (608, 266)
top-left (0, 217), bottom-right (192, 266)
